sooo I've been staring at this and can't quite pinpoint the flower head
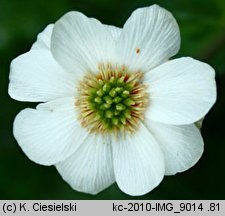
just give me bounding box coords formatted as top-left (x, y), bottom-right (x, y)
top-left (9, 5), bottom-right (216, 196)
top-left (76, 63), bottom-right (148, 136)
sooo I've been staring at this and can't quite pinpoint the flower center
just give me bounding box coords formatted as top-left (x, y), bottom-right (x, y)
top-left (75, 63), bottom-right (149, 136)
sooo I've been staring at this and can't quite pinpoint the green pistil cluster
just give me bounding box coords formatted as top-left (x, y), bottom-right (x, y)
top-left (89, 76), bottom-right (135, 130)
top-left (77, 65), bottom-right (147, 135)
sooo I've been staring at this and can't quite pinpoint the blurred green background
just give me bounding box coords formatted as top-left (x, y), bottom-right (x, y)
top-left (0, 0), bottom-right (225, 199)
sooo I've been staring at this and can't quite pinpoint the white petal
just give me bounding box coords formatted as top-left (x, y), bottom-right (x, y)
top-left (51, 11), bottom-right (116, 73)
top-left (145, 57), bottom-right (217, 125)
top-left (112, 123), bottom-right (165, 196)
top-left (105, 25), bottom-right (121, 41)
top-left (9, 50), bottom-right (79, 102)
top-left (13, 97), bottom-right (89, 165)
top-left (116, 5), bottom-right (180, 71)
top-left (31, 24), bottom-right (54, 50)
top-left (145, 120), bottom-right (204, 175)
top-left (56, 134), bottom-right (115, 195)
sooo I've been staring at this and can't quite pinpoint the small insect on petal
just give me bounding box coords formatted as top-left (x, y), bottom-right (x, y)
top-left (136, 48), bottom-right (140, 54)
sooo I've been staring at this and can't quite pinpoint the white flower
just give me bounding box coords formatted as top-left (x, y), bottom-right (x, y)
top-left (8, 5), bottom-right (216, 196)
